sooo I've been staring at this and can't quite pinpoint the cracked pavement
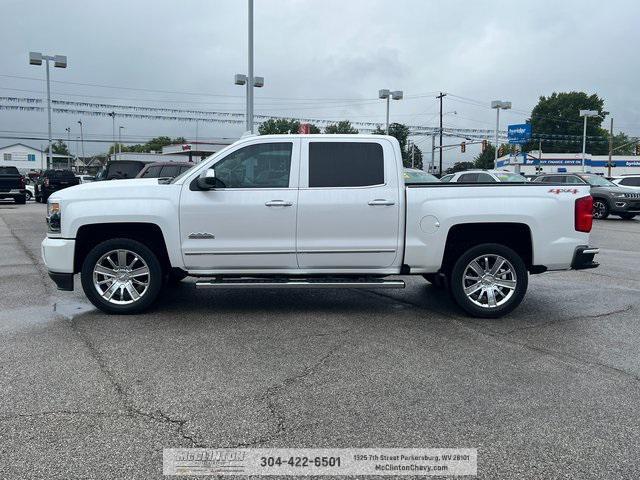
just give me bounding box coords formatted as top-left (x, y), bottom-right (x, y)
top-left (1, 202), bottom-right (639, 479)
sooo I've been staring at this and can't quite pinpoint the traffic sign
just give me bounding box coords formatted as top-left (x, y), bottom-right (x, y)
top-left (508, 124), bottom-right (531, 145)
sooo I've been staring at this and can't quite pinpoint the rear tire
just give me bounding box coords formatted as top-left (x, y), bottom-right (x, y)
top-left (81, 238), bottom-right (163, 314)
top-left (25, 191), bottom-right (32, 201)
top-left (14, 195), bottom-right (26, 205)
top-left (450, 243), bottom-right (528, 318)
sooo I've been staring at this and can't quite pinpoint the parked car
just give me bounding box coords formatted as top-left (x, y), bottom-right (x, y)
top-left (612, 175), bottom-right (640, 190)
top-left (403, 168), bottom-right (440, 184)
top-left (439, 170), bottom-right (527, 183)
top-left (532, 173), bottom-right (640, 220)
top-left (135, 162), bottom-right (194, 180)
top-left (34, 169), bottom-right (80, 203)
top-left (95, 160), bottom-right (155, 181)
top-left (42, 134), bottom-right (598, 318)
top-left (76, 174), bottom-right (96, 183)
top-left (0, 166), bottom-right (27, 204)
top-left (23, 177), bottom-right (35, 201)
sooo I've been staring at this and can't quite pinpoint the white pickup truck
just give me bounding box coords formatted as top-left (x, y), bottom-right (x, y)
top-left (41, 134), bottom-right (598, 318)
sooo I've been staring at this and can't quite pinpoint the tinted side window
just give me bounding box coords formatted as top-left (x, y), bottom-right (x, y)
top-left (564, 176), bottom-right (584, 184)
top-left (215, 142), bottom-right (292, 188)
top-left (620, 177), bottom-right (640, 186)
top-left (141, 166), bottom-right (162, 178)
top-left (160, 165), bottom-right (180, 177)
top-left (477, 173), bottom-right (496, 182)
top-left (308, 142), bottom-right (384, 188)
top-left (107, 162), bottom-right (144, 179)
top-left (440, 174), bottom-right (454, 183)
top-left (458, 173), bottom-right (479, 182)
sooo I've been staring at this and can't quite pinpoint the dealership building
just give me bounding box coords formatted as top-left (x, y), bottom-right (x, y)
top-left (0, 143), bottom-right (73, 172)
top-left (497, 152), bottom-right (640, 176)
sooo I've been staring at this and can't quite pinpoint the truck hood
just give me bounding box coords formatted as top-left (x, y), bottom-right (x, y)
top-left (48, 178), bottom-right (169, 201)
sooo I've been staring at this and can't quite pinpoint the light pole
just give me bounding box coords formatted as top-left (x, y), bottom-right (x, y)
top-left (65, 127), bottom-right (71, 170)
top-left (29, 52), bottom-right (67, 169)
top-left (234, 0), bottom-right (264, 133)
top-left (108, 112), bottom-right (116, 160)
top-left (491, 100), bottom-right (511, 168)
top-left (118, 126), bottom-right (125, 159)
top-left (235, 74), bottom-right (264, 133)
top-left (579, 110), bottom-right (598, 172)
top-left (378, 89), bottom-right (403, 135)
top-left (77, 120), bottom-right (85, 163)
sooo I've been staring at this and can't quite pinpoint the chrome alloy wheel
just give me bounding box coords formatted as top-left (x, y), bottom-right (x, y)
top-left (92, 249), bottom-right (150, 305)
top-left (462, 254), bottom-right (517, 309)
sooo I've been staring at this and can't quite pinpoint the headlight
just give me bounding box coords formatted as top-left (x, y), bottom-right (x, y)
top-left (47, 201), bottom-right (61, 232)
top-left (614, 193), bottom-right (626, 198)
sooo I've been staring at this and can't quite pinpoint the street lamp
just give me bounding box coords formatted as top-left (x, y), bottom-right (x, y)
top-left (118, 126), bottom-right (125, 159)
top-left (77, 120), bottom-right (85, 163)
top-left (579, 109), bottom-right (598, 172)
top-left (379, 89), bottom-right (403, 135)
top-left (491, 100), bottom-right (511, 167)
top-left (235, 74), bottom-right (264, 133)
top-left (29, 51), bottom-right (67, 169)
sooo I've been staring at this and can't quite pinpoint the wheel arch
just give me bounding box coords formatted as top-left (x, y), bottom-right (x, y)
top-left (441, 222), bottom-right (533, 274)
top-left (74, 222), bottom-right (171, 274)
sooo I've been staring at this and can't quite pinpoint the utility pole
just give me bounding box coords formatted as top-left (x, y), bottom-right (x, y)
top-left (77, 120), bottom-right (85, 163)
top-left (431, 133), bottom-right (436, 174)
top-left (608, 117), bottom-right (614, 177)
top-left (437, 92), bottom-right (446, 176)
top-left (108, 112), bottom-right (116, 160)
top-left (65, 127), bottom-right (71, 170)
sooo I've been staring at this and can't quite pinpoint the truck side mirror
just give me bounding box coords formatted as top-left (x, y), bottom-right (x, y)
top-left (197, 169), bottom-right (217, 190)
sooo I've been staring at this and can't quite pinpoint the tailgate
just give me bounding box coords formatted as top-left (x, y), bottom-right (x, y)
top-left (0, 176), bottom-right (21, 191)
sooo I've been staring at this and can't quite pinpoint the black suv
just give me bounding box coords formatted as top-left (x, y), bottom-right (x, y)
top-left (533, 173), bottom-right (640, 220)
top-left (35, 169), bottom-right (80, 203)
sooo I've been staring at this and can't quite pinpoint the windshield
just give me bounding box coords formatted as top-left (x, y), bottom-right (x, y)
top-left (578, 174), bottom-right (617, 187)
top-left (495, 172), bottom-right (527, 182)
top-left (403, 169), bottom-right (440, 184)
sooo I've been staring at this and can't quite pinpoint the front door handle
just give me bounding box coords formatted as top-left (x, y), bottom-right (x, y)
top-left (368, 199), bottom-right (395, 206)
top-left (265, 200), bottom-right (293, 207)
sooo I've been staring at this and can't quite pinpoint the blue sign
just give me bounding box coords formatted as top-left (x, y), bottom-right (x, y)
top-left (508, 124), bottom-right (531, 145)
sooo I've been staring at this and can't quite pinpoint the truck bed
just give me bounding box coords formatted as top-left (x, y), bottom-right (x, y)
top-left (403, 182), bottom-right (591, 273)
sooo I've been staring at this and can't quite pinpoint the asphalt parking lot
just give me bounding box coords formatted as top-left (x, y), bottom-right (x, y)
top-left (1, 202), bottom-right (639, 479)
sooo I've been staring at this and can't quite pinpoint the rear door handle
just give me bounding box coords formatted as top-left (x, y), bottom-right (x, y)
top-left (265, 200), bottom-right (293, 207)
top-left (368, 199), bottom-right (395, 206)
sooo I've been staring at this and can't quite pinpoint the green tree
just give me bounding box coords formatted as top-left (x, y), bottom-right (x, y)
top-left (324, 120), bottom-right (359, 134)
top-left (611, 132), bottom-right (635, 155)
top-left (258, 119), bottom-right (321, 134)
top-left (445, 161), bottom-right (476, 174)
top-left (473, 142), bottom-right (515, 169)
top-left (406, 144), bottom-right (423, 169)
top-left (373, 123), bottom-right (411, 162)
top-left (48, 140), bottom-right (70, 155)
top-left (525, 91), bottom-right (608, 154)
top-left (114, 136), bottom-right (186, 154)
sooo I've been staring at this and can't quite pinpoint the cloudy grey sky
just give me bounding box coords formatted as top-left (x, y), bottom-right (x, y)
top-left (1, 0), bottom-right (639, 165)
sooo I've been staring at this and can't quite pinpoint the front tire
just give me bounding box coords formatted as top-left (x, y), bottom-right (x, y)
top-left (619, 213), bottom-right (636, 220)
top-left (14, 195), bottom-right (26, 205)
top-left (81, 238), bottom-right (163, 314)
top-left (592, 199), bottom-right (609, 219)
top-left (450, 243), bottom-right (528, 318)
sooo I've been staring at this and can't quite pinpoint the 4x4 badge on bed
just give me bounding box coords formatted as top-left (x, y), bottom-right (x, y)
top-left (548, 188), bottom-right (579, 194)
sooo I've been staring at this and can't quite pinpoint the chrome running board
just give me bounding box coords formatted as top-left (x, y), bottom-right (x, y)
top-left (195, 278), bottom-right (405, 289)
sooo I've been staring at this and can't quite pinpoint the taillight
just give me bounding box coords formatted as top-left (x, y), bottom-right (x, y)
top-left (44, 177), bottom-right (50, 187)
top-left (575, 195), bottom-right (593, 233)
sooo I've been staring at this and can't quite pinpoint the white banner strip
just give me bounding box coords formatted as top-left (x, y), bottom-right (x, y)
top-left (163, 448), bottom-right (477, 476)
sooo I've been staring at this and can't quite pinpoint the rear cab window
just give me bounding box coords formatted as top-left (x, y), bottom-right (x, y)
top-left (308, 142), bottom-right (384, 187)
